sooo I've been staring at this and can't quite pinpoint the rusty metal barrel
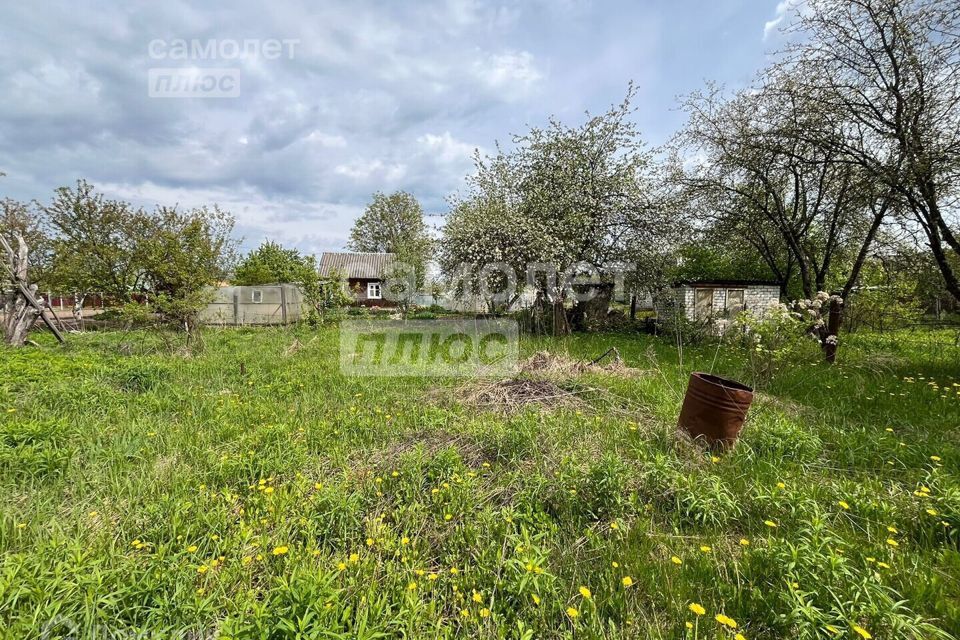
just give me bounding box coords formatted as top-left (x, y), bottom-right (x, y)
top-left (678, 372), bottom-right (754, 449)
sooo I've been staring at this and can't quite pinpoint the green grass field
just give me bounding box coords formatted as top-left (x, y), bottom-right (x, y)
top-left (1, 326), bottom-right (958, 639)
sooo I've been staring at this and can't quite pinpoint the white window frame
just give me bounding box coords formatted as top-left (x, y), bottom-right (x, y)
top-left (251, 289), bottom-right (263, 303)
top-left (367, 282), bottom-right (382, 299)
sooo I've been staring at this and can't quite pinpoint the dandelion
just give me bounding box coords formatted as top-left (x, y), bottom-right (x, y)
top-left (776, 482), bottom-right (786, 489)
top-left (407, 581), bottom-right (417, 591)
top-left (931, 456), bottom-right (941, 462)
top-left (926, 508), bottom-right (939, 516)
top-left (838, 500), bottom-right (850, 510)
top-left (735, 634), bottom-right (747, 640)
top-left (532, 594), bottom-right (541, 605)
top-left (197, 565), bottom-right (208, 574)
top-left (671, 556), bottom-right (683, 565)
top-left (337, 562), bottom-right (346, 571)
top-left (764, 520), bottom-right (778, 528)
top-left (479, 608), bottom-right (490, 618)
top-left (187, 545), bottom-right (198, 553)
top-left (349, 552), bottom-right (359, 563)
top-left (685, 621), bottom-right (693, 630)
top-left (314, 482), bottom-right (322, 490)
top-left (459, 609), bottom-right (470, 618)
top-left (887, 526), bottom-right (898, 534)
top-left (272, 545), bottom-right (289, 555)
top-left (444, 514), bottom-right (453, 521)
top-left (401, 536), bottom-right (410, 545)
top-left (739, 538), bottom-right (750, 546)
top-left (715, 613), bottom-right (737, 628)
top-left (566, 607), bottom-right (579, 618)
top-left (610, 521), bottom-right (619, 530)
top-left (472, 591), bottom-right (483, 603)
top-left (579, 586), bottom-right (592, 599)
top-left (428, 572), bottom-right (439, 581)
top-left (886, 538), bottom-right (899, 547)
top-left (853, 625), bottom-right (872, 639)
top-left (622, 576), bottom-right (634, 587)
top-left (700, 545), bottom-right (712, 553)
top-left (88, 511), bottom-right (98, 517)
top-left (688, 603), bottom-right (706, 616)
top-left (450, 567), bottom-right (459, 575)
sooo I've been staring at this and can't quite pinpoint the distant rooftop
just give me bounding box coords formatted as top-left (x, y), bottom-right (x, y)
top-left (318, 251), bottom-right (396, 279)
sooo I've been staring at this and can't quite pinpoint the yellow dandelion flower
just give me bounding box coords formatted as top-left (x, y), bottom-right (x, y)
top-left (187, 545), bottom-right (198, 553)
top-left (622, 576), bottom-right (634, 587)
top-left (887, 525), bottom-right (898, 533)
top-left (886, 538), bottom-right (899, 547)
top-left (428, 572), bottom-right (439, 581)
top-left (407, 581), bottom-right (417, 591)
top-left (479, 608), bottom-right (490, 618)
top-left (671, 556), bottom-right (683, 565)
top-left (401, 536), bottom-right (410, 545)
top-left (272, 545), bottom-right (289, 556)
top-left (579, 586), bottom-right (592, 599)
top-left (739, 538), bottom-right (750, 546)
top-left (715, 613), bottom-right (737, 628)
top-left (349, 552), bottom-right (359, 563)
top-left (566, 607), bottom-right (579, 618)
top-left (610, 521), bottom-right (619, 530)
top-left (700, 545), bottom-right (712, 553)
top-left (685, 621), bottom-right (693, 629)
top-left (197, 565), bottom-right (208, 574)
top-left (337, 562), bottom-right (346, 571)
top-left (444, 514), bottom-right (453, 521)
top-left (688, 603), bottom-right (706, 616)
top-left (838, 500), bottom-right (850, 510)
top-left (926, 508), bottom-right (939, 516)
top-left (366, 537), bottom-right (374, 547)
top-left (735, 634), bottom-right (747, 640)
top-left (853, 625), bottom-right (872, 639)
top-left (472, 591), bottom-right (483, 603)
top-left (764, 520), bottom-right (778, 528)
top-left (931, 456), bottom-right (941, 462)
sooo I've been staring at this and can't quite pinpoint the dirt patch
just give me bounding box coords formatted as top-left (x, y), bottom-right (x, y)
top-left (458, 377), bottom-right (585, 413)
top-left (520, 349), bottom-right (644, 377)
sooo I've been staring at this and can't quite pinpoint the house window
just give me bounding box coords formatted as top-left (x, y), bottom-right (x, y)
top-left (725, 289), bottom-right (744, 314)
top-left (367, 282), bottom-right (382, 299)
top-left (694, 288), bottom-right (714, 318)
top-left (251, 290), bottom-right (263, 303)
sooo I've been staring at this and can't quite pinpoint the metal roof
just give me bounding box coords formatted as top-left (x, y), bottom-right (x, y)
top-left (318, 252), bottom-right (396, 279)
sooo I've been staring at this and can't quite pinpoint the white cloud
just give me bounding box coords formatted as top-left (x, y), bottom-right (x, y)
top-left (763, 0), bottom-right (802, 40)
top-left (417, 132), bottom-right (476, 164)
top-left (474, 50), bottom-right (543, 93)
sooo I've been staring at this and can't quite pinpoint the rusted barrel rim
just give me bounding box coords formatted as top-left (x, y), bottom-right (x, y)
top-left (690, 372), bottom-right (753, 394)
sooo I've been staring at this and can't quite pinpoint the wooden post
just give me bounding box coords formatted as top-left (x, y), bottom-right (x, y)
top-left (280, 285), bottom-right (288, 325)
top-left (0, 233), bottom-right (65, 345)
top-left (630, 293), bottom-right (637, 321)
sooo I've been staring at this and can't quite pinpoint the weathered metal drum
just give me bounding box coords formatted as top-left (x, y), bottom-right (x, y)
top-left (678, 372), bottom-right (754, 449)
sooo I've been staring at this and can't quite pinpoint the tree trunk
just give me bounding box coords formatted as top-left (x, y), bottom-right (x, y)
top-left (824, 297), bottom-right (842, 365)
top-left (2, 235), bottom-right (41, 346)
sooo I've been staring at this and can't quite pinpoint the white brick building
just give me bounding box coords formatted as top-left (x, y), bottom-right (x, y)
top-left (670, 280), bottom-right (781, 320)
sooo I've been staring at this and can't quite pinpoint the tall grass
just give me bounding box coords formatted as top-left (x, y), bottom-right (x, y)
top-left (0, 326), bottom-right (957, 639)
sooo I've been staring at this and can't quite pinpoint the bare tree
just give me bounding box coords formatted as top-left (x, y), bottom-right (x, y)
top-left (780, 0), bottom-right (960, 301)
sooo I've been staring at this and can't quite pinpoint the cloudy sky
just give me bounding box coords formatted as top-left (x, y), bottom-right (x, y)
top-left (0, 0), bottom-right (794, 254)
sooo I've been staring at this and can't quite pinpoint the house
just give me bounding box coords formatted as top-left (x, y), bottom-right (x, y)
top-left (670, 279), bottom-right (781, 320)
top-left (318, 251), bottom-right (397, 307)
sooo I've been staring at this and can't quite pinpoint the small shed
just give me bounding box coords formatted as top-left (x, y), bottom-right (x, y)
top-left (671, 280), bottom-right (781, 320)
top-left (318, 251), bottom-right (397, 307)
top-left (198, 284), bottom-right (305, 325)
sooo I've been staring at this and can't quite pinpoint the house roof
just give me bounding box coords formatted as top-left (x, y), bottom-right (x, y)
top-left (318, 252), bottom-right (396, 279)
top-left (672, 279), bottom-right (781, 288)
